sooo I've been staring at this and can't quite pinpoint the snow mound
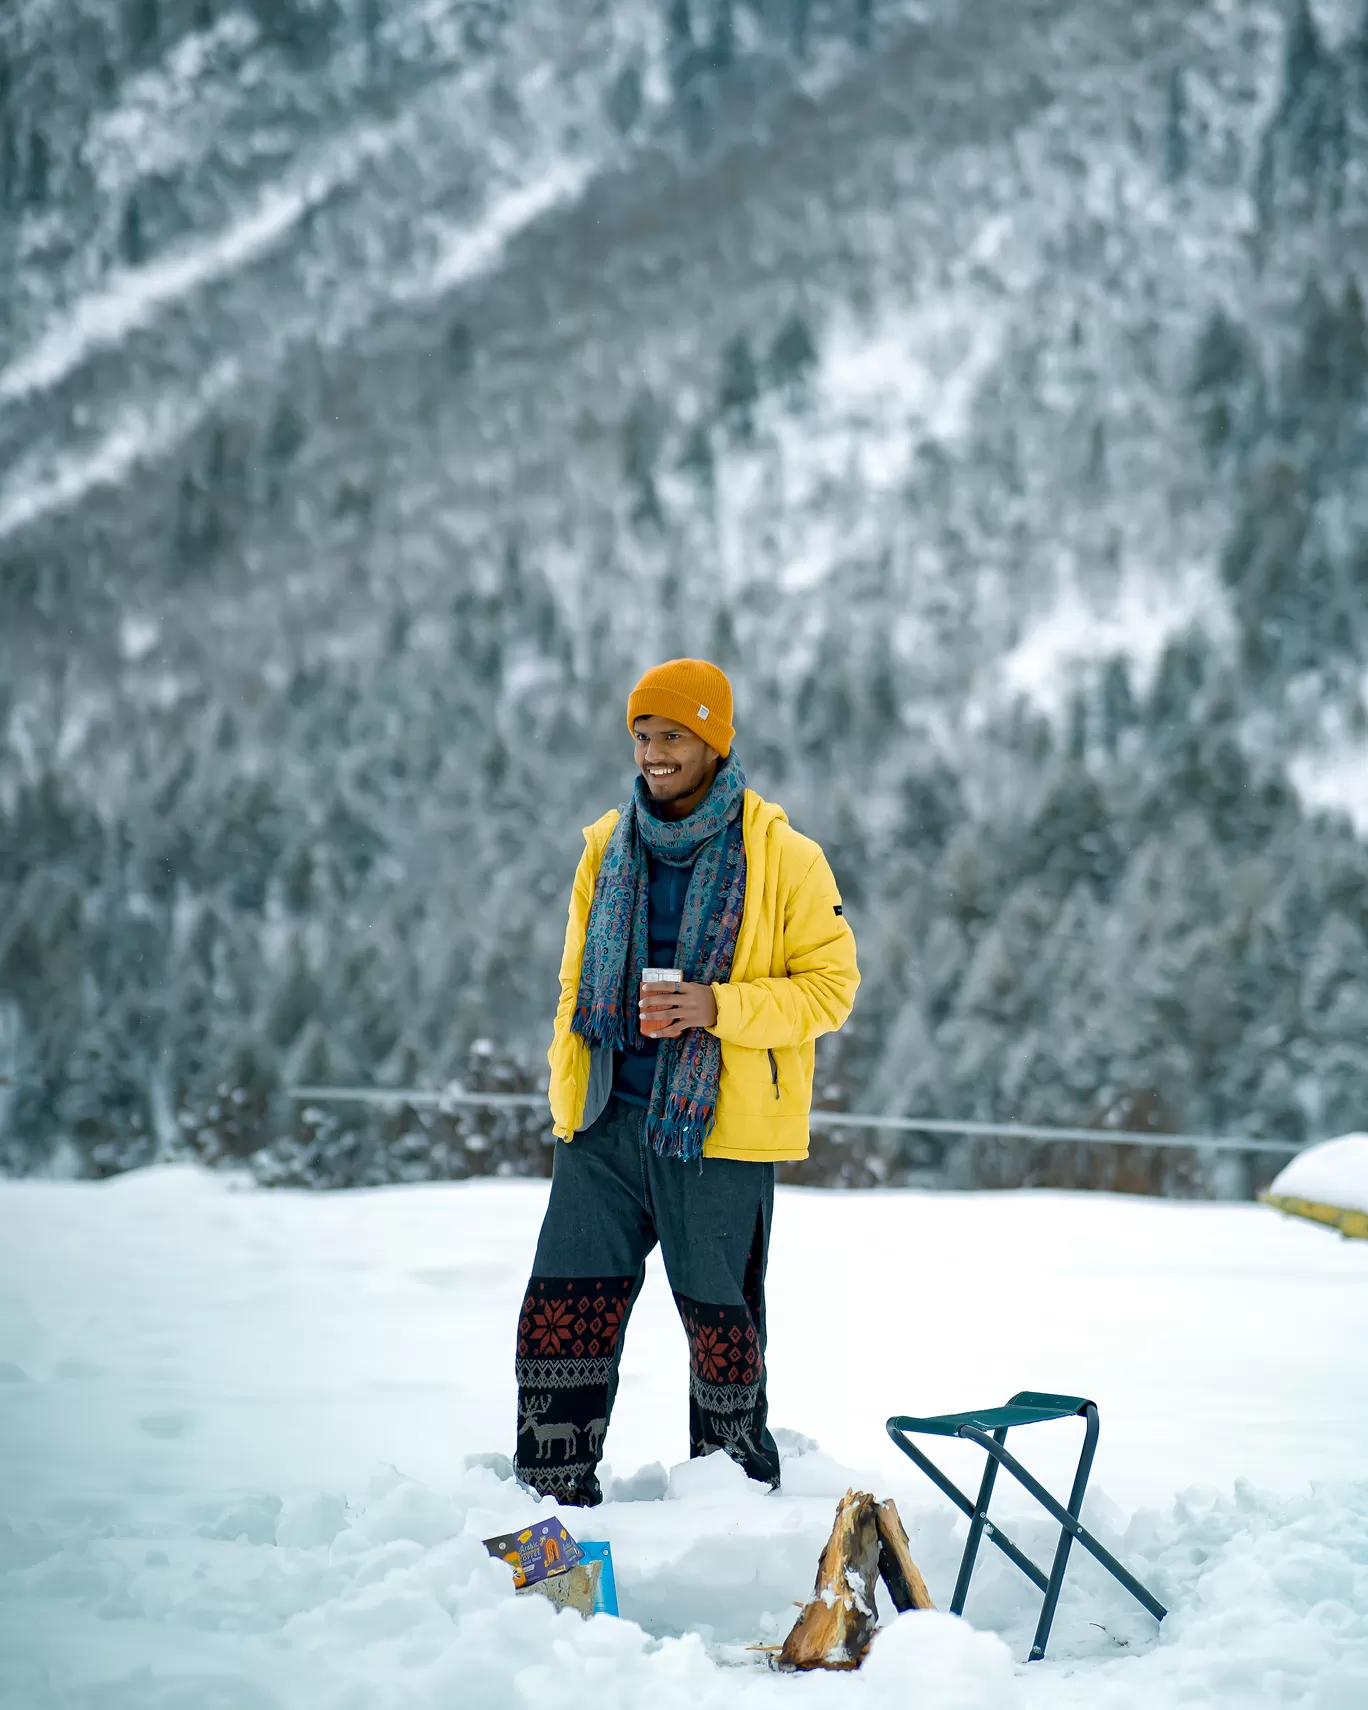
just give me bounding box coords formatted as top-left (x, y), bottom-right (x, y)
top-left (861, 1612), bottom-right (1020, 1707)
top-left (2, 1461), bottom-right (1367, 1709)
top-left (1269, 1134), bottom-right (1368, 1219)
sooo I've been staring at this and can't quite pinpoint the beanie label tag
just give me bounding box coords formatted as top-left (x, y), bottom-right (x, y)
top-left (697, 704), bottom-right (710, 719)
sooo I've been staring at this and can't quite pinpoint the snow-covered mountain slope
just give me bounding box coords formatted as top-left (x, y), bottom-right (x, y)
top-left (2, 1), bottom-right (1368, 1179)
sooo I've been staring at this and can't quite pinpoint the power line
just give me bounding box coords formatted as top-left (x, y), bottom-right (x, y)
top-left (286, 1086), bottom-right (1304, 1157)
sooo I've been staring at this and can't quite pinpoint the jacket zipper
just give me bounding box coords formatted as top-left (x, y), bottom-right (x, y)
top-left (768, 1048), bottom-right (780, 1101)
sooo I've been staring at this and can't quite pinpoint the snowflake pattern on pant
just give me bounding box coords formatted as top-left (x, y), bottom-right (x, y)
top-left (675, 1297), bottom-right (761, 1386)
top-left (518, 1281), bottom-right (628, 1360)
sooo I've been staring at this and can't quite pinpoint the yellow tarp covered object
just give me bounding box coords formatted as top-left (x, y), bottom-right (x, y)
top-left (1260, 1132), bottom-right (1368, 1241)
top-left (1258, 1192), bottom-right (1368, 1241)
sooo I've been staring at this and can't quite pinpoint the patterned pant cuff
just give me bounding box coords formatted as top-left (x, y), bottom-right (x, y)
top-left (513, 1461), bottom-right (601, 1504)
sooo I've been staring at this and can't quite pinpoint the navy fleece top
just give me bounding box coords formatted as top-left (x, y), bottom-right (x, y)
top-left (612, 854), bottom-right (694, 1107)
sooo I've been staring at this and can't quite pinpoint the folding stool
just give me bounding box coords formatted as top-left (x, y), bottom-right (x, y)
top-left (886, 1390), bottom-right (1166, 1660)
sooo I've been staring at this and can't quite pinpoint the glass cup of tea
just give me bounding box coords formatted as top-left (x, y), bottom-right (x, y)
top-left (639, 967), bottom-right (683, 1038)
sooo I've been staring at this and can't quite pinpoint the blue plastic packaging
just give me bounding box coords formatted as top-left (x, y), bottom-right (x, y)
top-left (575, 1541), bottom-right (619, 1616)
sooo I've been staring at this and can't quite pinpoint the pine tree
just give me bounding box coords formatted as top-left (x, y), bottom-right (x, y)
top-left (1343, 280), bottom-right (1368, 384)
top-left (1190, 308), bottom-right (1261, 461)
top-left (1147, 629), bottom-right (1212, 735)
top-left (622, 394), bottom-right (664, 527)
top-left (768, 312), bottom-right (819, 398)
top-left (1085, 418), bottom-right (1107, 489)
top-left (173, 472), bottom-right (225, 579)
top-left (360, 0), bottom-right (386, 73)
top-left (282, 843), bottom-right (314, 914)
top-left (246, 0), bottom-right (335, 63)
top-left (0, 117), bottom-right (18, 213)
top-left (23, 126), bottom-right (50, 208)
top-left (268, 944), bottom-right (323, 1050)
top-left (1287, 2), bottom-right (1345, 199)
top-left (606, 63), bottom-right (643, 135)
top-left (1099, 656), bottom-right (1137, 757)
top-left (790, 0), bottom-right (811, 58)
top-left (1255, 0), bottom-right (1351, 225)
top-left (1352, 3), bottom-right (1368, 109)
top-left (119, 196), bottom-right (147, 267)
top-left (1283, 0), bottom-right (1322, 107)
top-left (267, 398), bottom-right (307, 468)
top-left (719, 334), bottom-right (759, 438)
top-left (678, 421), bottom-right (716, 495)
top-left (446, 320), bottom-right (474, 376)
top-left (125, 0), bottom-right (162, 64)
top-left (1066, 688), bottom-right (1088, 764)
top-left (1191, 308), bottom-right (1248, 393)
top-left (709, 605), bottom-right (740, 668)
top-left (1163, 66), bottom-right (1188, 183)
top-left (709, 0), bottom-right (736, 74)
top-left (667, 0), bottom-right (697, 96)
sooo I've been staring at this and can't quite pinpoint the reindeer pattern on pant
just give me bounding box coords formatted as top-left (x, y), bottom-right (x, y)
top-left (519, 1394), bottom-right (580, 1461)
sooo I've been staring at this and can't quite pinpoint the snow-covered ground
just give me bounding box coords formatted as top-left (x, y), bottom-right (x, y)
top-left (1, 1167), bottom-right (1365, 1709)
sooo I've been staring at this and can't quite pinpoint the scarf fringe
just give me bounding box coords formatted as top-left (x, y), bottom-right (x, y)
top-left (573, 995), bottom-right (635, 1053)
top-left (644, 1093), bottom-right (716, 1163)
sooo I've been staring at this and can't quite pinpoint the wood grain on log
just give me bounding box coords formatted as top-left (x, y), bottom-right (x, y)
top-left (776, 1489), bottom-right (881, 1671)
top-left (874, 1498), bottom-right (936, 1613)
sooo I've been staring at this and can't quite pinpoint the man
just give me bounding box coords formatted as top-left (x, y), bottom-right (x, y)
top-left (514, 658), bottom-right (859, 1505)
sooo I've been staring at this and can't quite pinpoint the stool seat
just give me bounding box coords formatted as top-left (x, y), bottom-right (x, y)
top-left (887, 1390), bottom-right (1165, 1660)
top-left (889, 1390), bottom-right (1090, 1437)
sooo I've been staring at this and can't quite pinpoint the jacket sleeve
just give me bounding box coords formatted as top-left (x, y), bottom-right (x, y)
top-left (546, 840), bottom-right (598, 1135)
top-left (708, 848), bottom-right (859, 1049)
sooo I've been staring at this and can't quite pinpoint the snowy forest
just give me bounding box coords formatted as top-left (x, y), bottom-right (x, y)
top-left (1, 0), bottom-right (1367, 1192)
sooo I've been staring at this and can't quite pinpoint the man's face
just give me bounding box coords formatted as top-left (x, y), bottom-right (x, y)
top-left (633, 716), bottom-right (720, 811)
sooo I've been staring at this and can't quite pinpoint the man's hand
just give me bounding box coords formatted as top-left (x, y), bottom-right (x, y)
top-left (639, 980), bottom-right (718, 1039)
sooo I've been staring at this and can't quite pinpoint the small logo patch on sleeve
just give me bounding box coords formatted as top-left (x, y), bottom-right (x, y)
top-left (833, 904), bottom-right (843, 916)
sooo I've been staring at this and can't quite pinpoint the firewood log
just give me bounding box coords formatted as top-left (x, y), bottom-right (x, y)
top-left (874, 1498), bottom-right (936, 1613)
top-left (776, 1489), bottom-right (881, 1671)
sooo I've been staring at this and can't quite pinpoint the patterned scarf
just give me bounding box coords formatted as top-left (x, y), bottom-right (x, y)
top-left (572, 755), bottom-right (748, 1161)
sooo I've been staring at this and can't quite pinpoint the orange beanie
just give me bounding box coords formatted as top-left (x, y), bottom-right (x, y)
top-left (626, 659), bottom-right (735, 758)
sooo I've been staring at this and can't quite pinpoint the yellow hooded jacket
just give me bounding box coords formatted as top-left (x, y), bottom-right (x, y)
top-left (547, 789), bottom-right (860, 1161)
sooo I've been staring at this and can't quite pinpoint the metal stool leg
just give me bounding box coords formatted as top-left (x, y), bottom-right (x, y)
top-left (886, 1424), bottom-right (1049, 1594)
top-left (1028, 1403), bottom-right (1098, 1660)
top-left (960, 1420), bottom-right (1168, 1656)
top-left (950, 1426), bottom-right (1007, 1616)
